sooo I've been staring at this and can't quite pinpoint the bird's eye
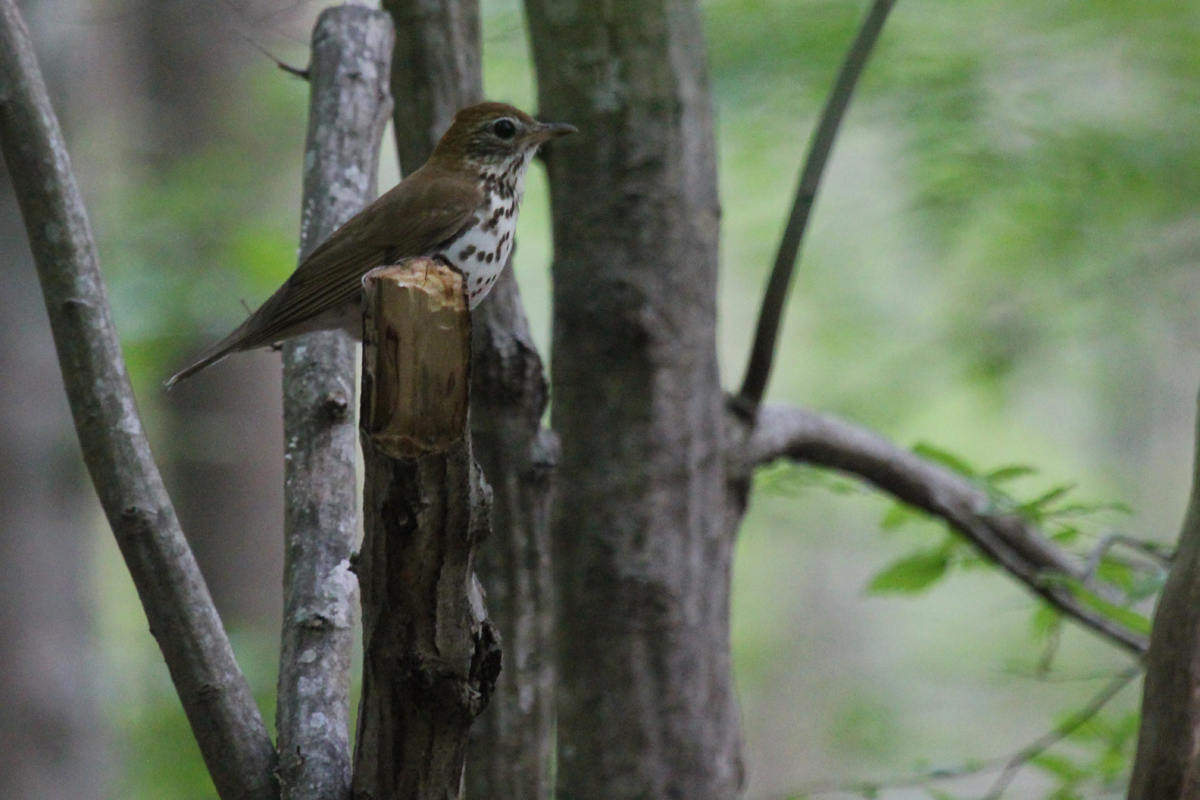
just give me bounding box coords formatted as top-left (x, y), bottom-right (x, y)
top-left (491, 118), bottom-right (517, 139)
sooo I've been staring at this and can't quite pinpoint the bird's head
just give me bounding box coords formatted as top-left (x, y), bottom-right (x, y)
top-left (431, 102), bottom-right (576, 169)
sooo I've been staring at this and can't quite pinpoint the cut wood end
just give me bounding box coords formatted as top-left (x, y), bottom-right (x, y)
top-left (363, 260), bottom-right (467, 313)
top-left (361, 258), bottom-right (471, 459)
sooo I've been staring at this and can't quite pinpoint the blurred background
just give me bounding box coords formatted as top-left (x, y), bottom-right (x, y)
top-left (2, 0), bottom-right (1198, 797)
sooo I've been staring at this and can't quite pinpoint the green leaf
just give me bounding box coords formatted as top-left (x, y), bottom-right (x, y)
top-left (868, 548), bottom-right (951, 594)
top-left (1051, 501), bottom-right (1133, 517)
top-left (1049, 577), bottom-right (1153, 636)
top-left (1051, 525), bottom-right (1081, 544)
top-left (1031, 603), bottom-right (1062, 640)
top-left (912, 442), bottom-right (977, 477)
top-left (880, 502), bottom-right (927, 532)
top-left (1018, 483), bottom-right (1077, 519)
top-left (1096, 558), bottom-right (1135, 593)
top-left (926, 790), bottom-right (959, 800)
top-left (1032, 752), bottom-right (1086, 782)
top-left (985, 464), bottom-right (1037, 483)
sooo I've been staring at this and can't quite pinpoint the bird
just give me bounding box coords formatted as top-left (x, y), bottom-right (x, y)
top-left (165, 102), bottom-right (576, 388)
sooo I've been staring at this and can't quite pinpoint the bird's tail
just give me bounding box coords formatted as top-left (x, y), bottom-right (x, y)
top-left (164, 318), bottom-right (256, 389)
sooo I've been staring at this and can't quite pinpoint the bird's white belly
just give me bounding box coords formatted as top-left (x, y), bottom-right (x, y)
top-left (432, 155), bottom-right (530, 308)
top-left (438, 211), bottom-right (515, 307)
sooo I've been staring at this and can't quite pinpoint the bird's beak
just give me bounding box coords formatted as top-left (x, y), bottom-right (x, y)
top-left (530, 121), bottom-right (578, 144)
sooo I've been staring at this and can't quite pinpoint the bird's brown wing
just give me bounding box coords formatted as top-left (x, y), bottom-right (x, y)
top-left (165, 166), bottom-right (481, 387)
top-left (239, 166), bottom-right (483, 348)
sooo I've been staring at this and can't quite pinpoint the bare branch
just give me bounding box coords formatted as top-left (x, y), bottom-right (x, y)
top-left (736, 404), bottom-right (1150, 656)
top-left (275, 7), bottom-right (393, 800)
top-left (735, 0), bottom-right (899, 413)
top-left (0, 2), bottom-right (277, 798)
top-left (776, 664), bottom-right (1140, 800)
top-left (983, 665), bottom-right (1141, 799)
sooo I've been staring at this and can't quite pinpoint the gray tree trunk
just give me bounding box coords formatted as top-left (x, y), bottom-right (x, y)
top-left (524, 0), bottom-right (744, 796)
top-left (379, 2), bottom-right (558, 796)
top-left (275, 8), bottom-right (394, 800)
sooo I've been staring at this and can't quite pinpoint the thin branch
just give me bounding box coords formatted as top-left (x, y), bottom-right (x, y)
top-left (774, 663), bottom-right (1141, 800)
top-left (983, 664), bottom-right (1141, 799)
top-left (0, 2), bottom-right (277, 798)
top-left (238, 31), bottom-right (310, 79)
top-left (274, 7), bottom-right (393, 800)
top-left (735, 0), bottom-right (899, 413)
top-left (1085, 532), bottom-right (1174, 575)
top-left (736, 404), bottom-right (1150, 656)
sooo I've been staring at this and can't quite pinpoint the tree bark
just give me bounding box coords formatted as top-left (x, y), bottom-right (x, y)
top-left (0, 1), bottom-right (278, 797)
top-left (275, 8), bottom-right (393, 800)
top-left (381, 0), bottom-right (481, 175)
top-left (1128, 391), bottom-right (1200, 799)
top-left (353, 259), bottom-right (501, 800)
top-left (466, 268), bottom-right (558, 799)
top-left (380, 2), bottom-right (558, 796)
top-left (524, 0), bottom-right (743, 797)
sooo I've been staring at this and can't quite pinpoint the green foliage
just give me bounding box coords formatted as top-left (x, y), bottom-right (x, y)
top-left (1026, 708), bottom-right (1141, 800)
top-left (867, 544), bottom-right (952, 594)
top-left (862, 441), bottom-right (1162, 646)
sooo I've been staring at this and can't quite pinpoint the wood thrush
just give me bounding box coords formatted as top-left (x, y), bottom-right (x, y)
top-left (166, 102), bottom-right (575, 387)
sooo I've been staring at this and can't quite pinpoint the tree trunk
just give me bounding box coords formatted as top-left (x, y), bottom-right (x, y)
top-left (0, 0), bottom-right (279, 791)
top-left (275, 8), bottom-right (394, 800)
top-left (382, 0), bottom-right (481, 175)
top-left (380, 2), bottom-right (558, 796)
top-left (466, 268), bottom-right (558, 799)
top-left (524, 0), bottom-right (744, 796)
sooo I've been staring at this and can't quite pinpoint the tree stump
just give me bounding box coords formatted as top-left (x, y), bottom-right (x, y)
top-left (353, 257), bottom-right (501, 800)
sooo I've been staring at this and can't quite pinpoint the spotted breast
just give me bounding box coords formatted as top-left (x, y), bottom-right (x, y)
top-left (432, 148), bottom-right (535, 308)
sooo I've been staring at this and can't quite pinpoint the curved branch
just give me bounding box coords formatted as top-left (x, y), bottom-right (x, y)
top-left (0, 1), bottom-right (278, 798)
top-left (735, 0), bottom-right (899, 413)
top-left (735, 404), bottom-right (1149, 656)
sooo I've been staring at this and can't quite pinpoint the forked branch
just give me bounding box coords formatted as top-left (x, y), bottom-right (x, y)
top-left (736, 404), bottom-right (1150, 656)
top-left (736, 0), bottom-right (899, 412)
top-left (0, 1), bottom-right (277, 797)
